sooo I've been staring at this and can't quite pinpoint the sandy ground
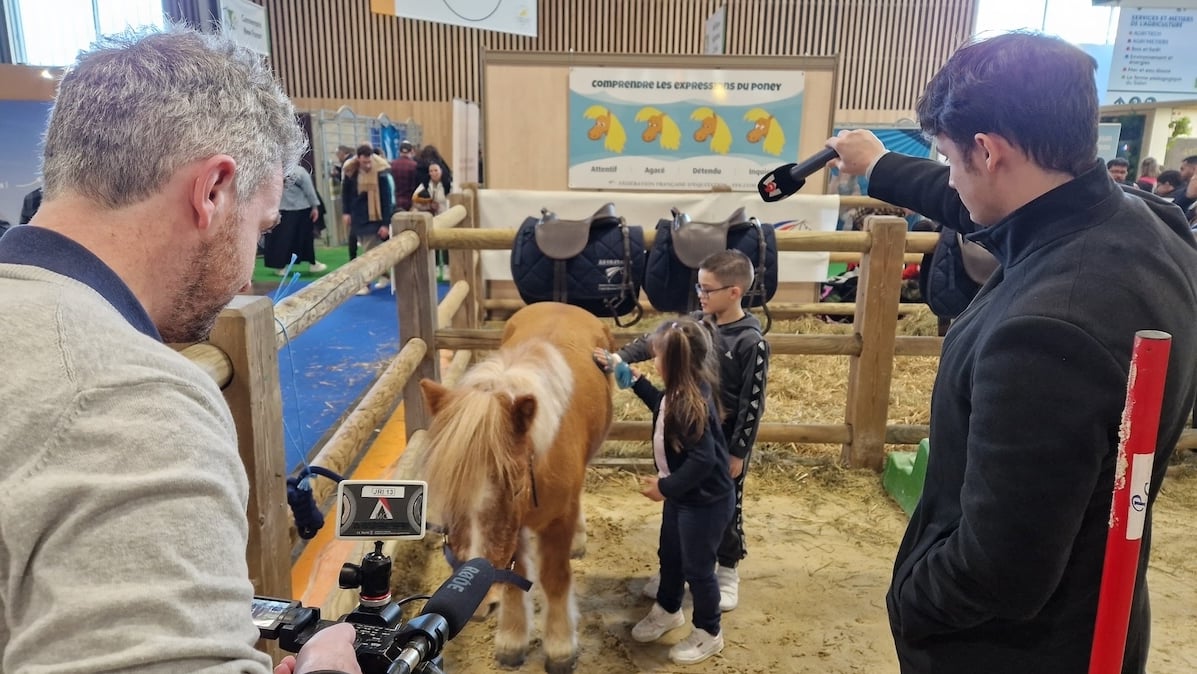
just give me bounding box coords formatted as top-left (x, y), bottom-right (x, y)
top-left (390, 463), bottom-right (1197, 674)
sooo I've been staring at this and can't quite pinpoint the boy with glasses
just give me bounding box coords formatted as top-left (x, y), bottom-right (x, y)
top-left (595, 250), bottom-right (770, 611)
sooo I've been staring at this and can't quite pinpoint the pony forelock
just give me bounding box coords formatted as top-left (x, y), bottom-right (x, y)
top-left (423, 340), bottom-right (574, 523)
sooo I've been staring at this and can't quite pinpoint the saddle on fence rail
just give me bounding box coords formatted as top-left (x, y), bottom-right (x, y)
top-left (510, 203), bottom-right (646, 325)
top-left (643, 207), bottom-right (778, 331)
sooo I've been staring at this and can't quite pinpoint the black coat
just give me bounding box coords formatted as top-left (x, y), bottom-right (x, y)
top-left (870, 153), bottom-right (1197, 674)
top-left (631, 379), bottom-right (733, 506)
top-left (341, 168), bottom-right (395, 236)
top-left (619, 312), bottom-right (769, 459)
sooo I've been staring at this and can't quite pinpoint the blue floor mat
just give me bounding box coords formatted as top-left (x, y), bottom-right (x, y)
top-left (270, 280), bottom-right (448, 473)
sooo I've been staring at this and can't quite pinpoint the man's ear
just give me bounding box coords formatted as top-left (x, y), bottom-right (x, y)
top-left (973, 133), bottom-right (1013, 173)
top-left (190, 155), bottom-right (237, 233)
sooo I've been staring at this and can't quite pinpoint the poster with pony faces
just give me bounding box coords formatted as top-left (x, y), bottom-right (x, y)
top-left (568, 68), bottom-right (804, 191)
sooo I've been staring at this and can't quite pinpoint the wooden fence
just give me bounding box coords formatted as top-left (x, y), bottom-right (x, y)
top-left (184, 189), bottom-right (1197, 616)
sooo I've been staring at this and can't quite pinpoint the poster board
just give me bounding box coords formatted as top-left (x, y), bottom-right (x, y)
top-left (568, 67), bottom-right (806, 191)
top-left (482, 52), bottom-right (837, 192)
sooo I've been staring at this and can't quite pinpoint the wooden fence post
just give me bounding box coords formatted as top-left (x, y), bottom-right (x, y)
top-left (842, 217), bottom-right (908, 470)
top-left (207, 296), bottom-right (290, 661)
top-left (448, 191), bottom-right (480, 329)
top-left (395, 212), bottom-right (440, 438)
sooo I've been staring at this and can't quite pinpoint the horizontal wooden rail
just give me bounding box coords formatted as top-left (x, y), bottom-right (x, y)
top-left (831, 252), bottom-right (925, 264)
top-left (480, 298), bottom-right (930, 318)
top-left (429, 228), bottom-right (874, 252)
top-left (308, 337), bottom-right (429, 506)
top-left (179, 343), bottom-right (233, 389)
top-left (608, 421), bottom-right (930, 445)
top-left (432, 204), bottom-right (468, 230)
top-left (273, 230), bottom-right (421, 349)
top-left (435, 327), bottom-right (941, 357)
top-left (426, 222), bottom-right (938, 254)
top-left (436, 281), bottom-right (470, 328)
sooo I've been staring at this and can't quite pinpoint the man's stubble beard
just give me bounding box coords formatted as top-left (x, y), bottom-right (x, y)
top-left (158, 214), bottom-right (245, 344)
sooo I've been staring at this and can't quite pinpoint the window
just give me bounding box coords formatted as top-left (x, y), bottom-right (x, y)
top-left (5, 0), bottom-right (165, 66)
top-left (974, 0), bottom-right (1120, 45)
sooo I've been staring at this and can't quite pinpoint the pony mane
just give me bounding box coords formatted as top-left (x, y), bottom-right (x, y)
top-left (423, 341), bottom-right (574, 521)
top-left (604, 113), bottom-right (627, 153)
top-left (583, 104), bottom-right (608, 120)
top-left (660, 116), bottom-right (681, 150)
top-left (743, 107), bottom-right (769, 122)
top-left (764, 121), bottom-right (785, 156)
top-left (711, 115), bottom-right (732, 154)
top-left (690, 107), bottom-right (715, 121)
top-left (635, 106), bottom-right (664, 122)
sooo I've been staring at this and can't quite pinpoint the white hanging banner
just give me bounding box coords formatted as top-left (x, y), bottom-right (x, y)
top-left (370, 0), bottom-right (537, 38)
top-left (219, 0), bottom-right (270, 56)
top-left (704, 5), bottom-right (726, 55)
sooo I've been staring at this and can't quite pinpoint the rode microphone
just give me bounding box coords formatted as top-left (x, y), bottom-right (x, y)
top-left (757, 146), bottom-right (840, 203)
top-left (388, 559), bottom-right (497, 674)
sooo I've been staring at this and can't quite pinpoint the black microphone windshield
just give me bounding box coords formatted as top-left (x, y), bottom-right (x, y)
top-left (422, 558), bottom-right (497, 639)
top-left (757, 146), bottom-right (840, 203)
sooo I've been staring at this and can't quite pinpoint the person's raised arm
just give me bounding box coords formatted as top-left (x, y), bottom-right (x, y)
top-left (829, 130), bottom-right (977, 233)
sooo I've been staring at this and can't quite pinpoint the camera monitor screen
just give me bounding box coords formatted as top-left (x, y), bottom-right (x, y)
top-left (336, 480), bottom-right (428, 540)
top-left (251, 597), bottom-right (297, 632)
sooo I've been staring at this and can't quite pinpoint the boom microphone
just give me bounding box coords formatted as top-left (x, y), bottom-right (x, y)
top-left (757, 146), bottom-right (840, 203)
top-left (389, 559), bottom-right (497, 674)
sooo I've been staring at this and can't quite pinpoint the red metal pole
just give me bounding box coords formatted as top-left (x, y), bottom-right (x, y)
top-left (1089, 330), bottom-right (1172, 674)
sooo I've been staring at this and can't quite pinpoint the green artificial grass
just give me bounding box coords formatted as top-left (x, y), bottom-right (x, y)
top-left (253, 243), bottom-right (351, 284)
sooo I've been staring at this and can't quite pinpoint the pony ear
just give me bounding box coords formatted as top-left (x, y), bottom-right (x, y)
top-left (509, 394), bottom-right (538, 438)
top-left (421, 378), bottom-right (450, 415)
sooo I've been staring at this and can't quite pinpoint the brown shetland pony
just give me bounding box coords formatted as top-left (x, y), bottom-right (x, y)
top-left (419, 302), bottom-right (614, 673)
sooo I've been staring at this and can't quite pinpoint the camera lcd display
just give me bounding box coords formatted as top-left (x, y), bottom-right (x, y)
top-left (251, 597), bottom-right (294, 630)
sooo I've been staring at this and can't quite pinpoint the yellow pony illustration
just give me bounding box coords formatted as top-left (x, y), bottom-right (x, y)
top-left (744, 108), bottom-right (786, 156)
top-left (690, 107), bottom-right (732, 155)
top-left (583, 105), bottom-right (627, 153)
top-left (634, 106), bottom-right (681, 151)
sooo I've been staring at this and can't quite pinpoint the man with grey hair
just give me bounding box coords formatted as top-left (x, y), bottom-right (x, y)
top-left (0, 24), bottom-right (360, 674)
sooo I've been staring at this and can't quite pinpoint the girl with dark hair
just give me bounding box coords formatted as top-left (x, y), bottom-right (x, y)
top-left (621, 316), bottom-right (734, 666)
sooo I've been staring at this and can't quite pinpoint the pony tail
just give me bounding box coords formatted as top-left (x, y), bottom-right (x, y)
top-left (656, 318), bottom-right (711, 452)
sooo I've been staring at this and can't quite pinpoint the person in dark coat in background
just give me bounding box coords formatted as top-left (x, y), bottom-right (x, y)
top-left (263, 166), bottom-right (326, 275)
top-left (341, 144), bottom-right (395, 295)
top-left (831, 32), bottom-right (1197, 674)
top-left (415, 145), bottom-right (452, 195)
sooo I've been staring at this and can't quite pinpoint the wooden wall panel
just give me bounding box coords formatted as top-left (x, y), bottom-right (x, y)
top-left (483, 64), bottom-right (569, 190)
top-left (0, 64), bottom-right (59, 100)
top-left (265, 0), bottom-right (977, 121)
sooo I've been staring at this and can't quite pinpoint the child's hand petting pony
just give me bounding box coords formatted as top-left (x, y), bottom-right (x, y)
top-left (640, 476), bottom-right (664, 502)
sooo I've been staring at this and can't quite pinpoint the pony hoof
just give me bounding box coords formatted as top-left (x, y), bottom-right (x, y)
top-left (495, 649), bottom-right (526, 669)
top-left (545, 654), bottom-right (578, 674)
top-left (570, 544), bottom-right (586, 559)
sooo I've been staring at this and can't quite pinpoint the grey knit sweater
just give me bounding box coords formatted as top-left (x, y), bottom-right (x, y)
top-left (0, 258), bottom-right (272, 673)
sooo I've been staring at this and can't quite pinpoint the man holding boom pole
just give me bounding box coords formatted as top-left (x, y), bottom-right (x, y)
top-left (830, 32), bottom-right (1197, 673)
